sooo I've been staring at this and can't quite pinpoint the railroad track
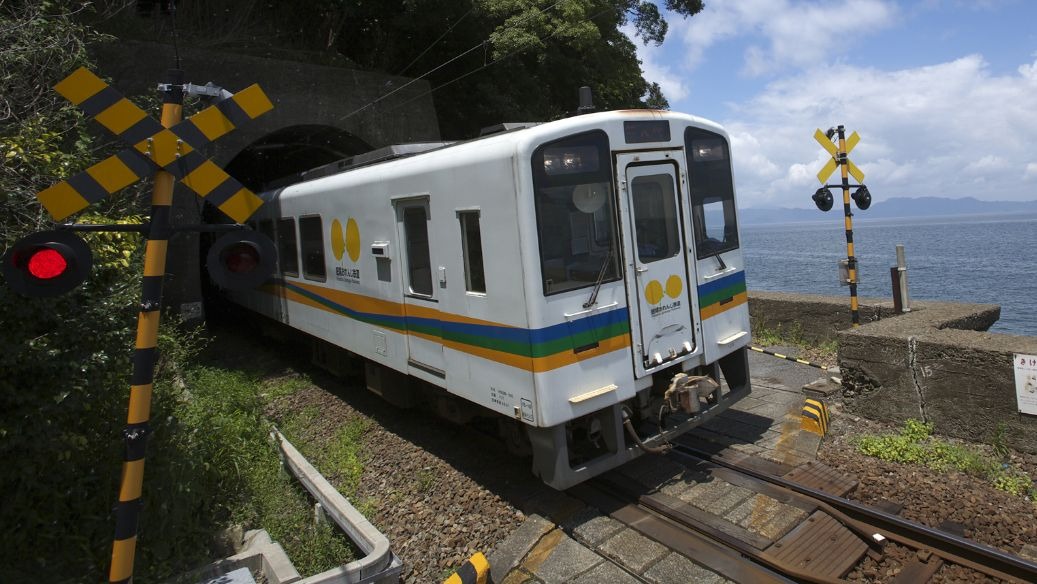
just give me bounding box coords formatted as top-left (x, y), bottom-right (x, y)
top-left (571, 442), bottom-right (1037, 583)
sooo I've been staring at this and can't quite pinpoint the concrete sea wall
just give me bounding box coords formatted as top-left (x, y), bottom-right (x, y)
top-left (748, 291), bottom-right (1037, 453)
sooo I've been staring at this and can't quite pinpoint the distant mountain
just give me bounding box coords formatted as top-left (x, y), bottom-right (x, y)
top-left (739, 196), bottom-right (1037, 225)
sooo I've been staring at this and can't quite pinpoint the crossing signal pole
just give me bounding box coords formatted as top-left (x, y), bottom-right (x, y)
top-left (813, 126), bottom-right (872, 328)
top-left (1, 66), bottom-right (275, 582)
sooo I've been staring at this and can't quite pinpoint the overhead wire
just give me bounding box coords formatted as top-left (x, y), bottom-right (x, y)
top-left (396, 7), bottom-right (473, 77)
top-left (338, 0), bottom-right (572, 122)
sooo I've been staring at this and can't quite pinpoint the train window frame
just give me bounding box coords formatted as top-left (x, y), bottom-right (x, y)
top-left (276, 217), bottom-right (299, 277)
top-left (398, 198), bottom-right (434, 298)
top-left (531, 130), bottom-right (621, 297)
top-left (685, 127), bottom-right (740, 259)
top-left (298, 215), bottom-right (327, 282)
top-left (457, 209), bottom-right (486, 294)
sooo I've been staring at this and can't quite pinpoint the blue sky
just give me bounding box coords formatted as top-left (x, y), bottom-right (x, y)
top-left (627, 0), bottom-right (1037, 209)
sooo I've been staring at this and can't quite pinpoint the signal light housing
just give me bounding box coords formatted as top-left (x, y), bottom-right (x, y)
top-left (206, 230), bottom-right (275, 291)
top-left (852, 185), bottom-right (872, 210)
top-left (812, 187), bottom-right (834, 212)
top-left (2, 230), bottom-right (94, 297)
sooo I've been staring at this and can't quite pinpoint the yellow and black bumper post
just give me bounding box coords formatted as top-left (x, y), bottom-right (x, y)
top-left (443, 552), bottom-right (490, 584)
top-left (801, 398), bottom-right (830, 437)
top-left (108, 68), bottom-right (184, 584)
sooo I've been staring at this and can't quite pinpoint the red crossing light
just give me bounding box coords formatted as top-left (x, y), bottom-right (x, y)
top-left (2, 230), bottom-right (93, 297)
top-left (206, 230), bottom-right (275, 291)
top-left (28, 248), bottom-right (69, 279)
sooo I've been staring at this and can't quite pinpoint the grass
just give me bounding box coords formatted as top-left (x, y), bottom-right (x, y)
top-left (159, 366), bottom-right (365, 577)
top-left (750, 321), bottom-right (839, 365)
top-left (854, 419), bottom-right (1036, 498)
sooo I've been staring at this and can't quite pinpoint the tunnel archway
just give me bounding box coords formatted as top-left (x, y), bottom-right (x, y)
top-left (225, 124), bottom-right (373, 190)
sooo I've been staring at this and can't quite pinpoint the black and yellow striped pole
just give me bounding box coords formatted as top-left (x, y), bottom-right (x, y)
top-left (835, 126), bottom-right (860, 328)
top-left (749, 345), bottom-right (829, 370)
top-left (108, 69), bottom-right (183, 584)
top-left (813, 126), bottom-right (870, 329)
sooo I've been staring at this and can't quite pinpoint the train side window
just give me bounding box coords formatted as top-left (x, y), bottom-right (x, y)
top-left (457, 210), bottom-right (485, 293)
top-left (298, 215), bottom-right (326, 281)
top-left (402, 204), bottom-right (433, 296)
top-left (685, 127), bottom-right (739, 258)
top-left (277, 218), bottom-right (299, 276)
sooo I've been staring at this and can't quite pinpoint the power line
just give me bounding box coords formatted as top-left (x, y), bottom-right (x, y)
top-left (396, 7), bottom-right (473, 77)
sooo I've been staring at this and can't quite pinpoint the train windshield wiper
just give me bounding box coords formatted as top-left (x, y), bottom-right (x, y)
top-left (583, 242), bottom-right (614, 309)
top-left (712, 250), bottom-right (727, 270)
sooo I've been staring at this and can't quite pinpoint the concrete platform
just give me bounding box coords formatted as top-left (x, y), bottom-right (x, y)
top-left (489, 348), bottom-right (830, 582)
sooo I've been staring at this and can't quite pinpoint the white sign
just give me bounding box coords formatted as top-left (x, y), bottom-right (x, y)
top-left (1014, 353), bottom-right (1037, 416)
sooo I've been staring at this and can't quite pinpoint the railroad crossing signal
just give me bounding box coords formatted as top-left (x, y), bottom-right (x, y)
top-left (810, 125), bottom-right (872, 328)
top-left (2, 67), bottom-right (277, 582)
top-left (815, 128), bottom-right (865, 184)
top-left (38, 67), bottom-right (273, 223)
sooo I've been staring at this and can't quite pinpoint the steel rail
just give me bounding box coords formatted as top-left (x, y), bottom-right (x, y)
top-left (675, 443), bottom-right (1037, 584)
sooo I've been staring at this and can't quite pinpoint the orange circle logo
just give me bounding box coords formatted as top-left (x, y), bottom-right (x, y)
top-left (330, 218), bottom-right (345, 261)
top-left (645, 280), bottom-right (664, 305)
top-left (345, 217), bottom-right (360, 262)
top-left (665, 275), bottom-right (682, 298)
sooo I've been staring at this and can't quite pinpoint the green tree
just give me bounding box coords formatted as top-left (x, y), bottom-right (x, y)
top-left (107, 0), bottom-right (698, 136)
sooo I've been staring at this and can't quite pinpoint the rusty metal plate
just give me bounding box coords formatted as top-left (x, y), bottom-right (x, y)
top-left (783, 460), bottom-right (859, 497)
top-left (761, 510), bottom-right (868, 580)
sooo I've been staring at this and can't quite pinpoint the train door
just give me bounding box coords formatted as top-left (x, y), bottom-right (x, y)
top-left (394, 196), bottom-right (446, 377)
top-left (616, 151), bottom-right (696, 378)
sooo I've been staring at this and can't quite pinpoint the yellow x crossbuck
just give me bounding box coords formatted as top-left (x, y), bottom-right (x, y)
top-left (38, 67), bottom-right (273, 223)
top-left (814, 128), bottom-right (865, 184)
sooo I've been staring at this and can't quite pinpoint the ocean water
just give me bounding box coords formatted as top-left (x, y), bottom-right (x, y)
top-left (739, 213), bottom-right (1037, 336)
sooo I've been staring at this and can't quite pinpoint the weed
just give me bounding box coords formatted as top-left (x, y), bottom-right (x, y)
top-left (854, 419), bottom-right (1035, 498)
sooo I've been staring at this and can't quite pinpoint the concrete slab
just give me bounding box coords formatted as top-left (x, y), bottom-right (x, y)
top-left (565, 508), bottom-right (626, 548)
top-left (596, 528), bottom-right (669, 573)
top-left (524, 529), bottom-right (603, 584)
top-left (570, 559), bottom-right (642, 583)
top-left (489, 514), bottom-right (554, 584)
top-left (617, 454), bottom-right (686, 488)
top-left (643, 552), bottom-right (729, 584)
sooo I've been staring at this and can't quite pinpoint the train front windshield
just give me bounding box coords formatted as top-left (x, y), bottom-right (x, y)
top-left (532, 131), bottom-right (621, 295)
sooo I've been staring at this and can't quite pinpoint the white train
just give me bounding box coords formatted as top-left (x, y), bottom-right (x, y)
top-left (230, 110), bottom-right (752, 489)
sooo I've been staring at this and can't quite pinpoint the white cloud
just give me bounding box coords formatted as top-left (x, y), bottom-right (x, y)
top-left (1025, 162), bottom-right (1037, 180)
top-left (724, 55), bottom-right (1037, 207)
top-left (676, 0), bottom-right (898, 76)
